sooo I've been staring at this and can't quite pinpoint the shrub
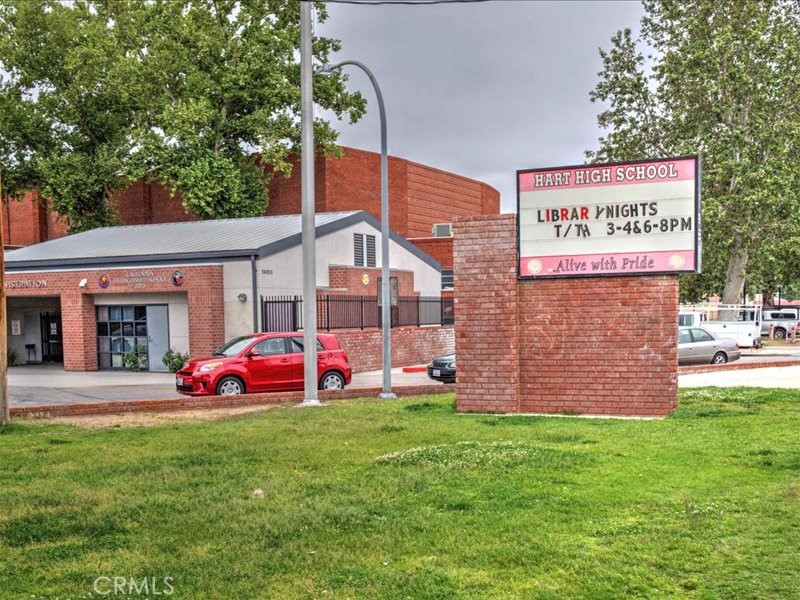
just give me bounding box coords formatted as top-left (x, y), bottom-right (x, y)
top-left (123, 344), bottom-right (148, 372)
top-left (162, 348), bottom-right (189, 373)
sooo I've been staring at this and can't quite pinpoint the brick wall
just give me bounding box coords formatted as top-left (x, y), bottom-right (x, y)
top-left (453, 215), bottom-right (519, 413)
top-left (7, 147), bottom-right (500, 249)
top-left (3, 192), bottom-right (48, 247)
top-left (267, 147), bottom-right (498, 240)
top-left (111, 180), bottom-right (196, 226)
top-left (61, 292), bottom-right (98, 371)
top-left (517, 276), bottom-right (678, 416)
top-left (406, 162), bottom-right (490, 238)
top-left (45, 199), bottom-right (69, 239)
top-left (5, 265), bottom-right (224, 371)
top-left (321, 148), bottom-right (410, 236)
top-left (111, 180), bottom-right (148, 225)
top-left (266, 153), bottom-right (327, 216)
top-left (409, 237), bottom-right (453, 269)
top-left (325, 266), bottom-right (417, 297)
top-left (453, 214), bottom-right (678, 417)
top-left (336, 325), bottom-right (454, 373)
top-left (481, 182), bottom-right (500, 216)
top-left (187, 283), bottom-right (226, 358)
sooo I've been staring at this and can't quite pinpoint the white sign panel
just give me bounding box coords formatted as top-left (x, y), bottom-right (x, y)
top-left (517, 157), bottom-right (701, 278)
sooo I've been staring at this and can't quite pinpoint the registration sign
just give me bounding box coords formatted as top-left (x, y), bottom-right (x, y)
top-left (517, 157), bottom-right (701, 278)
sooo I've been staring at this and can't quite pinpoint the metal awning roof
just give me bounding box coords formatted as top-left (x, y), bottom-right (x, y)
top-left (5, 211), bottom-right (440, 271)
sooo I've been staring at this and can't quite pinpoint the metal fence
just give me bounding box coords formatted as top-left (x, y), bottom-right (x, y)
top-left (261, 294), bottom-right (454, 332)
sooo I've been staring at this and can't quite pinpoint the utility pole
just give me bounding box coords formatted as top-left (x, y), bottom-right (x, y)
top-left (0, 168), bottom-right (9, 426)
top-left (298, 0), bottom-right (320, 407)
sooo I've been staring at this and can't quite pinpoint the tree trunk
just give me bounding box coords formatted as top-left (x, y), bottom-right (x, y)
top-left (0, 169), bottom-right (8, 426)
top-left (761, 282), bottom-right (777, 307)
top-left (721, 235), bottom-right (748, 304)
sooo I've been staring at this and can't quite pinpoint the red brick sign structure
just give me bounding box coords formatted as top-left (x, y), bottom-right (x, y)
top-left (451, 157), bottom-right (699, 417)
top-left (454, 211), bottom-right (692, 416)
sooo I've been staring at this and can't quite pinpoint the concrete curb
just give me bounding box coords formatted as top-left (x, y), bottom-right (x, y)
top-left (679, 358), bottom-right (800, 375)
top-left (11, 383), bottom-right (456, 418)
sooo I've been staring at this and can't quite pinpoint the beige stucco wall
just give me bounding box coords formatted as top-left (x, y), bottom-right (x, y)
top-left (223, 260), bottom-right (257, 339)
top-left (256, 222), bottom-right (441, 297)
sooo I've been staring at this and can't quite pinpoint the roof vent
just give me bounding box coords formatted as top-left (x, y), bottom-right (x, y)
top-left (432, 223), bottom-right (453, 238)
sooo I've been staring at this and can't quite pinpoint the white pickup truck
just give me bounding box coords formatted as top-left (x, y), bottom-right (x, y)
top-left (679, 304), bottom-right (763, 349)
top-left (760, 307), bottom-right (800, 340)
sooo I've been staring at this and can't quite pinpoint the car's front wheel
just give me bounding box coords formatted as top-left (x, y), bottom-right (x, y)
top-left (216, 376), bottom-right (245, 395)
top-left (774, 327), bottom-right (787, 340)
top-left (319, 371), bottom-right (345, 390)
top-left (712, 352), bottom-right (728, 365)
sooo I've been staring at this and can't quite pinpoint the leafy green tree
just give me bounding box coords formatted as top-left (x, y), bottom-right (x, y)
top-left (588, 0), bottom-right (800, 303)
top-left (0, 0), bottom-right (365, 230)
top-left (0, 0), bottom-right (143, 231)
top-left (125, 0), bottom-right (364, 220)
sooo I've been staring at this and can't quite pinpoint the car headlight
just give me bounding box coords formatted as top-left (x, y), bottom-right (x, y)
top-left (447, 361), bottom-right (456, 369)
top-left (199, 362), bottom-right (223, 372)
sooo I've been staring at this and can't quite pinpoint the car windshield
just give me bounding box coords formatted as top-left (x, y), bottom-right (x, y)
top-left (212, 336), bottom-right (255, 357)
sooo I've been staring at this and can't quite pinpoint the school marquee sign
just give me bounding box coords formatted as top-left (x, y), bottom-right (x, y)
top-left (517, 157), bottom-right (701, 278)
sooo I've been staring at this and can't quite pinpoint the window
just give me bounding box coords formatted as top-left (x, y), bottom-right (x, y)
top-left (441, 269), bottom-right (454, 290)
top-left (376, 276), bottom-right (399, 306)
top-left (96, 304), bottom-right (148, 369)
top-left (255, 338), bottom-right (288, 355)
top-left (354, 233), bottom-right (376, 268)
top-left (678, 330), bottom-right (692, 344)
top-left (768, 312), bottom-right (796, 320)
top-left (291, 337), bottom-right (324, 352)
top-left (692, 329), bottom-right (714, 342)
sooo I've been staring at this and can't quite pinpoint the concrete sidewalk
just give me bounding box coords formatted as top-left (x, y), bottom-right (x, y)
top-left (679, 365), bottom-right (800, 389)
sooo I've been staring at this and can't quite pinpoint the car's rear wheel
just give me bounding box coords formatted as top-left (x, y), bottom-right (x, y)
top-left (712, 352), bottom-right (728, 365)
top-left (319, 371), bottom-right (345, 390)
top-left (216, 376), bottom-right (245, 395)
top-left (774, 327), bottom-right (787, 340)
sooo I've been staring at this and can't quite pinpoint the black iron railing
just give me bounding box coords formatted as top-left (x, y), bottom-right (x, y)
top-left (261, 294), bottom-right (454, 332)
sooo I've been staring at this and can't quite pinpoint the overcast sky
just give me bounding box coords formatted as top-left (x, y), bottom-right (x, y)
top-left (316, 0), bottom-right (645, 213)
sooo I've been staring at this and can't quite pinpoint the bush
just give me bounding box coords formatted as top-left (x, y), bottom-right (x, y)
top-left (162, 348), bottom-right (189, 373)
top-left (7, 349), bottom-right (17, 368)
top-left (123, 344), bottom-right (148, 372)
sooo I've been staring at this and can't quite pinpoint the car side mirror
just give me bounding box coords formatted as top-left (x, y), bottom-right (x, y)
top-left (247, 348), bottom-right (260, 357)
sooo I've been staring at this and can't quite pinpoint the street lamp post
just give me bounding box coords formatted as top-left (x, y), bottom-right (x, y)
top-left (318, 61), bottom-right (396, 400)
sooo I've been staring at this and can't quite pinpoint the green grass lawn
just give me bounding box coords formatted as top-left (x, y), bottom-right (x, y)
top-left (1, 388), bottom-right (799, 599)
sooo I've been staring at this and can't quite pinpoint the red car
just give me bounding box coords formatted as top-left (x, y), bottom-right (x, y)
top-left (176, 332), bottom-right (352, 396)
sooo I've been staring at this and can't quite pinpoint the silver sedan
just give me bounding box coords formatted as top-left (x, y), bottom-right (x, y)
top-left (678, 326), bottom-right (742, 365)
